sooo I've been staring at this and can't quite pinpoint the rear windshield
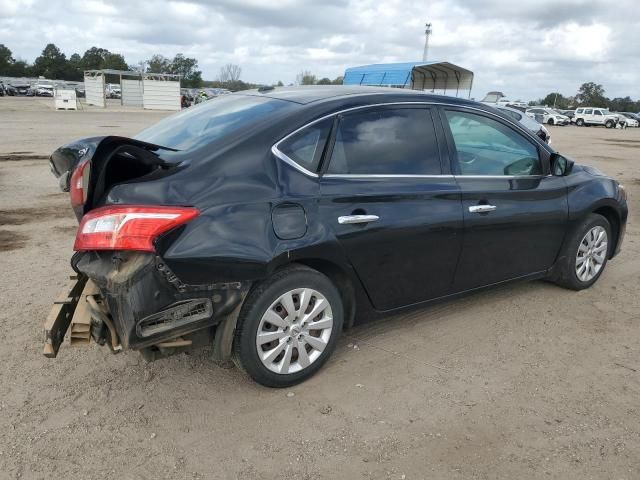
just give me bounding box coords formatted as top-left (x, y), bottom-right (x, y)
top-left (135, 95), bottom-right (290, 151)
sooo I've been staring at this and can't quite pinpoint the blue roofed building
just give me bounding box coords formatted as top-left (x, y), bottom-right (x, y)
top-left (343, 61), bottom-right (474, 97)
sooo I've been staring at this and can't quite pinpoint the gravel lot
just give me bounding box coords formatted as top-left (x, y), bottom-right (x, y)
top-left (0, 96), bottom-right (638, 480)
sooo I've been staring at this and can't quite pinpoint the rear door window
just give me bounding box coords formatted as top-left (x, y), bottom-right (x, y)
top-left (326, 107), bottom-right (442, 175)
top-left (445, 110), bottom-right (541, 176)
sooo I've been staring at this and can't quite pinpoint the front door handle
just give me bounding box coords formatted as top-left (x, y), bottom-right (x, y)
top-left (468, 205), bottom-right (497, 214)
top-left (338, 214), bottom-right (380, 225)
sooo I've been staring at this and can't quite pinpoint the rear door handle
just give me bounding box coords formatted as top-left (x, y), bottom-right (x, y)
top-left (338, 214), bottom-right (380, 225)
top-left (468, 205), bottom-right (497, 214)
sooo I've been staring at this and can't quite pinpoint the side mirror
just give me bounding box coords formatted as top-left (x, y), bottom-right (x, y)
top-left (551, 153), bottom-right (574, 176)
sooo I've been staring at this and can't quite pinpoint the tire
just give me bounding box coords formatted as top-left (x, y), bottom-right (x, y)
top-left (553, 213), bottom-right (611, 290)
top-left (576, 118), bottom-right (584, 126)
top-left (605, 120), bottom-right (614, 129)
top-left (547, 118), bottom-right (555, 125)
top-left (233, 265), bottom-right (343, 387)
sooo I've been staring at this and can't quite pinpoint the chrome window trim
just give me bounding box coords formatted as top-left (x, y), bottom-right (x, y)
top-left (271, 144), bottom-right (319, 178)
top-left (323, 174), bottom-right (454, 179)
top-left (453, 174), bottom-right (547, 180)
top-left (271, 101), bottom-right (545, 179)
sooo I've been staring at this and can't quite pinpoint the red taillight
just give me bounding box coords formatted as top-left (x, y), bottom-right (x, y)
top-left (74, 205), bottom-right (200, 252)
top-left (70, 158), bottom-right (90, 208)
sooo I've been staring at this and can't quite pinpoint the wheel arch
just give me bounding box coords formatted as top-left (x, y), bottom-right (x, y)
top-left (286, 258), bottom-right (357, 330)
top-left (592, 205), bottom-right (620, 259)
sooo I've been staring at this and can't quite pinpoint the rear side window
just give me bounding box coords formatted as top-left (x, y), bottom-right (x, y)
top-left (135, 95), bottom-right (291, 152)
top-left (278, 118), bottom-right (332, 172)
top-left (584, 109), bottom-right (593, 114)
top-left (445, 110), bottom-right (541, 176)
top-left (501, 109), bottom-right (522, 121)
top-left (327, 108), bottom-right (441, 175)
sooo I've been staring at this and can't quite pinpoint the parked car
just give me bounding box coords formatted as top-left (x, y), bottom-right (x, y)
top-left (526, 107), bottom-right (570, 126)
top-left (574, 107), bottom-right (619, 128)
top-left (45, 87), bottom-right (628, 387)
top-left (35, 83), bottom-right (54, 97)
top-left (622, 112), bottom-right (640, 122)
top-left (10, 82), bottom-right (31, 95)
top-left (104, 84), bottom-right (121, 99)
top-left (557, 110), bottom-right (576, 122)
top-left (616, 113), bottom-right (639, 128)
top-left (494, 104), bottom-right (551, 143)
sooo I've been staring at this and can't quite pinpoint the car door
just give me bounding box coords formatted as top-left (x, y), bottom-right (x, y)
top-left (440, 107), bottom-right (568, 292)
top-left (592, 109), bottom-right (605, 125)
top-left (583, 108), bottom-right (594, 124)
top-left (319, 105), bottom-right (464, 311)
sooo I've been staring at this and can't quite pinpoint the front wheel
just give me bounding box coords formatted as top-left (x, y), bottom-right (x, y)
top-left (233, 266), bottom-right (343, 387)
top-left (547, 118), bottom-right (555, 125)
top-left (605, 120), bottom-right (615, 128)
top-left (553, 214), bottom-right (611, 290)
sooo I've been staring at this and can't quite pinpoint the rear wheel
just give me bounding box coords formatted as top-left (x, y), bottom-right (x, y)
top-left (553, 214), bottom-right (611, 290)
top-left (576, 118), bottom-right (584, 126)
top-left (233, 266), bottom-right (343, 387)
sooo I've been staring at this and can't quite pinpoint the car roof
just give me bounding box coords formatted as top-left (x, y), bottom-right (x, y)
top-left (238, 85), bottom-right (478, 107)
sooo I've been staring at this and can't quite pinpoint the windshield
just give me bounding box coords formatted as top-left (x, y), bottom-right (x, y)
top-left (135, 94), bottom-right (290, 151)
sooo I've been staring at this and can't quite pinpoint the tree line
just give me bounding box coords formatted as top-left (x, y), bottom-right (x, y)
top-left (532, 82), bottom-right (640, 113)
top-left (0, 43), bottom-right (207, 87)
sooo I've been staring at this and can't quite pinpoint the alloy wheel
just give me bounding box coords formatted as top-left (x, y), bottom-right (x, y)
top-left (256, 288), bottom-right (333, 374)
top-left (575, 226), bottom-right (608, 282)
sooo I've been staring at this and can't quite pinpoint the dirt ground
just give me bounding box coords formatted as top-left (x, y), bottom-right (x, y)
top-left (0, 95), bottom-right (638, 480)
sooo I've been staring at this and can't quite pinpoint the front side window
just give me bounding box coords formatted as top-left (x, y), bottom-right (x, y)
top-left (594, 110), bottom-right (603, 116)
top-left (327, 108), bottom-right (441, 175)
top-left (445, 110), bottom-right (541, 176)
top-left (278, 118), bottom-right (332, 172)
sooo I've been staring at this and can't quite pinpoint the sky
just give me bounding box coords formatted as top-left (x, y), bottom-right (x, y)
top-left (1, 0), bottom-right (638, 101)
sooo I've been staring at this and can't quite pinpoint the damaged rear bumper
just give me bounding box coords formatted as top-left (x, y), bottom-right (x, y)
top-left (45, 251), bottom-right (249, 358)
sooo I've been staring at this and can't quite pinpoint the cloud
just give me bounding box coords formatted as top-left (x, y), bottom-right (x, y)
top-left (0, 0), bottom-right (638, 100)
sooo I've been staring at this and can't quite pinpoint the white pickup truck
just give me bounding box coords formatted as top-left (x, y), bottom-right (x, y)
top-left (574, 107), bottom-right (619, 128)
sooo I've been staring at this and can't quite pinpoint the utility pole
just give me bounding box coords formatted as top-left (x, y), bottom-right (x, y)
top-left (422, 23), bottom-right (432, 62)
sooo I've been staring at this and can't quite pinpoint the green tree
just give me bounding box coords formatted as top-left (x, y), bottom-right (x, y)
top-left (316, 77), bottom-right (332, 85)
top-left (32, 43), bottom-right (67, 79)
top-left (168, 53), bottom-right (202, 87)
top-left (540, 92), bottom-right (570, 109)
top-left (146, 54), bottom-right (171, 73)
top-left (608, 96), bottom-right (635, 112)
top-left (575, 82), bottom-right (606, 107)
top-left (0, 44), bottom-right (15, 75)
top-left (296, 70), bottom-right (316, 85)
top-left (8, 59), bottom-right (29, 77)
top-left (331, 76), bottom-right (343, 85)
top-left (63, 53), bottom-right (83, 80)
top-left (81, 46), bottom-right (111, 70)
top-left (102, 53), bottom-right (128, 71)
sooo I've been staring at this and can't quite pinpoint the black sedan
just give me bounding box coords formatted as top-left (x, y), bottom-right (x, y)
top-left (46, 86), bottom-right (628, 387)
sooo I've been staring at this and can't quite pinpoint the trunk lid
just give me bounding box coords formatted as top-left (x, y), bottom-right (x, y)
top-left (50, 136), bottom-right (180, 219)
